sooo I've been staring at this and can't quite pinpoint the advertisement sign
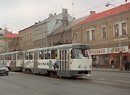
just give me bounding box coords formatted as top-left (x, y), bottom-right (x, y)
top-left (88, 48), bottom-right (108, 55)
top-left (108, 46), bottom-right (128, 54)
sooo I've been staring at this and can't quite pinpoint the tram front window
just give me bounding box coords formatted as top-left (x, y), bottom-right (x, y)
top-left (71, 49), bottom-right (89, 59)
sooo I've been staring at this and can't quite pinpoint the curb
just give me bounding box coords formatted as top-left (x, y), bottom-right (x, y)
top-left (92, 68), bottom-right (130, 73)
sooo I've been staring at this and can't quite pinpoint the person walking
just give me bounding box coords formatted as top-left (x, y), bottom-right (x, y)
top-left (95, 59), bottom-right (99, 68)
top-left (111, 59), bottom-right (114, 69)
top-left (123, 56), bottom-right (129, 71)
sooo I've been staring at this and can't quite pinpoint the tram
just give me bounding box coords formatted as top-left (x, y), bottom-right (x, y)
top-left (0, 44), bottom-right (92, 77)
top-left (0, 51), bottom-right (23, 71)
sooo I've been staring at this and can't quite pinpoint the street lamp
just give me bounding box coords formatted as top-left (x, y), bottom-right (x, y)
top-left (105, 3), bottom-right (122, 70)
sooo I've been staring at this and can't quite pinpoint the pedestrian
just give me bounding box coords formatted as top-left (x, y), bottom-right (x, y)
top-left (111, 59), bottom-right (114, 69)
top-left (123, 56), bottom-right (129, 71)
top-left (95, 59), bottom-right (99, 68)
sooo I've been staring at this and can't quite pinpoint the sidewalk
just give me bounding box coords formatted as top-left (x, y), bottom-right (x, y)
top-left (93, 67), bottom-right (130, 73)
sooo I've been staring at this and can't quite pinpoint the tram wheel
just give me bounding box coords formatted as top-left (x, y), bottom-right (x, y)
top-left (49, 72), bottom-right (58, 78)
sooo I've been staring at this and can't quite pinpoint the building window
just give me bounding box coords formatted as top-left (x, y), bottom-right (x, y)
top-left (92, 30), bottom-right (96, 40)
top-left (113, 20), bottom-right (127, 38)
top-left (101, 26), bottom-right (107, 39)
top-left (87, 31), bottom-right (90, 41)
top-left (114, 24), bottom-right (119, 37)
top-left (86, 28), bottom-right (96, 41)
top-left (122, 22), bottom-right (127, 35)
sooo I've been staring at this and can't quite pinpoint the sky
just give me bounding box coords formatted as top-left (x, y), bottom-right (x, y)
top-left (0, 0), bottom-right (129, 33)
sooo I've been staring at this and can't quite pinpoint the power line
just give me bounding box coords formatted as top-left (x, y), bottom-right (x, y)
top-left (74, 0), bottom-right (124, 17)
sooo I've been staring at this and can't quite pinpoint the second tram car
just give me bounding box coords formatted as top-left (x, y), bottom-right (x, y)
top-left (0, 51), bottom-right (23, 71)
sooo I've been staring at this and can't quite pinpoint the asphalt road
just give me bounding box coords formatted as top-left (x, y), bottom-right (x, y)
top-left (0, 71), bottom-right (130, 95)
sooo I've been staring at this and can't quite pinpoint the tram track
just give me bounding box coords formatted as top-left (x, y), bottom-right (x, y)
top-left (62, 76), bottom-right (130, 90)
top-left (5, 72), bottom-right (130, 90)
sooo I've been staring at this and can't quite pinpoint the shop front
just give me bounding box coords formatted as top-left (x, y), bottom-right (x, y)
top-left (88, 46), bottom-right (129, 68)
top-left (88, 48), bottom-right (109, 68)
top-left (108, 46), bottom-right (129, 68)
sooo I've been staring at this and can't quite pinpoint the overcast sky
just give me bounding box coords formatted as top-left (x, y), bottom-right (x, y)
top-left (0, 0), bottom-right (129, 33)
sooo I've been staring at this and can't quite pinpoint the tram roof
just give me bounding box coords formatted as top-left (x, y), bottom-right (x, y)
top-left (0, 51), bottom-right (22, 56)
top-left (26, 43), bottom-right (90, 52)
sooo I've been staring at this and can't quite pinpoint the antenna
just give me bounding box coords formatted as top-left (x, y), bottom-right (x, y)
top-left (72, 0), bottom-right (74, 17)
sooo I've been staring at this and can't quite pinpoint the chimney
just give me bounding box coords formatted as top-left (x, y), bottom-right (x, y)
top-left (62, 8), bottom-right (68, 25)
top-left (90, 11), bottom-right (96, 15)
top-left (54, 13), bottom-right (56, 16)
top-left (49, 14), bottom-right (53, 18)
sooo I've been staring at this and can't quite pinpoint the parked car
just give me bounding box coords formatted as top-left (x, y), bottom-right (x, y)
top-left (0, 64), bottom-right (9, 76)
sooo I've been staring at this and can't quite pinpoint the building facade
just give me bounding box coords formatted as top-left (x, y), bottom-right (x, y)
top-left (8, 37), bottom-right (19, 52)
top-left (33, 19), bottom-right (48, 48)
top-left (47, 15), bottom-right (89, 46)
top-left (72, 3), bottom-right (130, 68)
top-left (0, 28), bottom-right (13, 53)
top-left (19, 25), bottom-right (33, 50)
top-left (33, 8), bottom-right (73, 48)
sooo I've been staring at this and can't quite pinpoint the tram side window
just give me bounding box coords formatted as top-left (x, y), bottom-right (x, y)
top-left (51, 50), bottom-right (57, 59)
top-left (13, 54), bottom-right (16, 60)
top-left (25, 53), bottom-right (29, 60)
top-left (5, 55), bottom-right (8, 60)
top-left (81, 49), bottom-right (89, 57)
top-left (18, 54), bottom-right (23, 60)
top-left (29, 52), bottom-right (33, 60)
top-left (71, 50), bottom-right (75, 59)
top-left (8, 55), bottom-right (11, 60)
top-left (39, 51), bottom-right (44, 60)
top-left (5, 55), bottom-right (11, 60)
top-left (45, 51), bottom-right (51, 59)
top-left (71, 49), bottom-right (89, 59)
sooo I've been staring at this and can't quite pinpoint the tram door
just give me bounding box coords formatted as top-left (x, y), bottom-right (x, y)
top-left (34, 51), bottom-right (38, 73)
top-left (12, 54), bottom-right (16, 68)
top-left (59, 49), bottom-right (69, 71)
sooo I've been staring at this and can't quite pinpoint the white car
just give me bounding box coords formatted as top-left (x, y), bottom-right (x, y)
top-left (0, 64), bottom-right (9, 76)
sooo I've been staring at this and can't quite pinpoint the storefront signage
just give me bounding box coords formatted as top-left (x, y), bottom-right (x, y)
top-left (88, 48), bottom-right (108, 55)
top-left (108, 46), bottom-right (128, 54)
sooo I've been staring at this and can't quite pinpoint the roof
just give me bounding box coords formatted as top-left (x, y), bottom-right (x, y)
top-left (75, 3), bottom-right (130, 26)
top-left (0, 51), bottom-right (22, 56)
top-left (4, 34), bottom-right (19, 38)
top-left (50, 15), bottom-right (89, 35)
